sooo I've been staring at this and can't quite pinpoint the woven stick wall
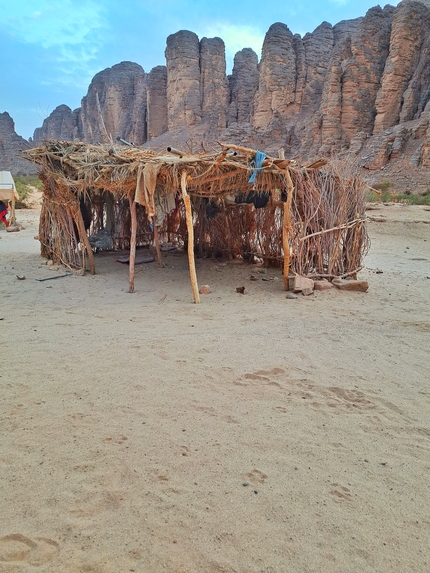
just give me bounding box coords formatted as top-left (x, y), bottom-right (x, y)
top-left (22, 140), bottom-right (369, 279)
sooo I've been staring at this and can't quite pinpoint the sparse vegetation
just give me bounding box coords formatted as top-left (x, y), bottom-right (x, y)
top-left (367, 189), bottom-right (430, 205)
top-left (367, 179), bottom-right (430, 204)
top-left (14, 175), bottom-right (43, 208)
top-left (372, 179), bottom-right (391, 193)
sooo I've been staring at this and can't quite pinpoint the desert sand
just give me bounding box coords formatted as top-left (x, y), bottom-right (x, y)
top-left (1, 203), bottom-right (429, 572)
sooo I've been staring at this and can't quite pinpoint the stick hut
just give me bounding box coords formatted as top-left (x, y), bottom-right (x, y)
top-left (22, 140), bottom-right (369, 302)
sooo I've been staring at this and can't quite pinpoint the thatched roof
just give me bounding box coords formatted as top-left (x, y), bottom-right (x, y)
top-left (21, 140), bottom-right (321, 200)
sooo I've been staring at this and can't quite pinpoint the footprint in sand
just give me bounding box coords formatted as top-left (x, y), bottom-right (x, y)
top-left (103, 435), bottom-right (128, 444)
top-left (273, 406), bottom-right (288, 413)
top-left (0, 533), bottom-right (59, 565)
top-left (179, 445), bottom-right (191, 457)
top-left (238, 367), bottom-right (285, 387)
top-left (329, 485), bottom-right (354, 502)
top-left (326, 387), bottom-right (375, 409)
top-left (245, 469), bottom-right (268, 484)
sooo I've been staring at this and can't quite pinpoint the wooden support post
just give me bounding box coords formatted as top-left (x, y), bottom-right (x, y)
top-left (10, 194), bottom-right (16, 226)
top-left (181, 170), bottom-right (200, 304)
top-left (153, 215), bottom-right (163, 267)
top-left (283, 168), bottom-right (294, 290)
top-left (106, 192), bottom-right (115, 234)
top-left (73, 200), bottom-right (96, 275)
top-left (224, 208), bottom-right (233, 260)
top-left (128, 194), bottom-right (137, 293)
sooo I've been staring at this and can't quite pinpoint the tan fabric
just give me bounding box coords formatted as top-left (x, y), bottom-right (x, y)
top-left (135, 162), bottom-right (161, 219)
top-left (154, 188), bottom-right (176, 225)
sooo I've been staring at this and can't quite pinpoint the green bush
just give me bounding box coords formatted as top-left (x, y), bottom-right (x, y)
top-left (372, 179), bottom-right (391, 193)
top-left (395, 193), bottom-right (430, 205)
top-left (367, 190), bottom-right (430, 205)
top-left (13, 175), bottom-right (43, 208)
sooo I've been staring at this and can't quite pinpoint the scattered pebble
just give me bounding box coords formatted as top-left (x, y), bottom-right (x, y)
top-left (285, 292), bottom-right (298, 300)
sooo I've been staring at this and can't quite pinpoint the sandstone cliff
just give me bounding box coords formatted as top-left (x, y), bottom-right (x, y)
top-left (146, 66), bottom-right (168, 140)
top-left (0, 113), bottom-right (37, 175)
top-left (79, 61), bottom-right (148, 145)
top-left (33, 105), bottom-right (80, 143)
top-left (227, 48), bottom-right (259, 125)
top-left (2, 0), bottom-right (429, 190)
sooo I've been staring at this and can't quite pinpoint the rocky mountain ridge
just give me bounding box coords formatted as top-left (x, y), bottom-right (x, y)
top-left (1, 0), bottom-right (429, 193)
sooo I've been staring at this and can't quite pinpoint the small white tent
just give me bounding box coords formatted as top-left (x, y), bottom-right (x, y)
top-left (0, 171), bottom-right (19, 225)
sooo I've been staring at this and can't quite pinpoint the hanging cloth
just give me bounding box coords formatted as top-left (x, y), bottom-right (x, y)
top-left (135, 162), bottom-right (161, 219)
top-left (154, 187), bottom-right (176, 225)
top-left (248, 151), bottom-right (267, 183)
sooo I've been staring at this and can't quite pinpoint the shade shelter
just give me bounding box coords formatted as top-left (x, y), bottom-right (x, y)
top-left (0, 171), bottom-right (19, 225)
top-left (22, 140), bottom-right (369, 302)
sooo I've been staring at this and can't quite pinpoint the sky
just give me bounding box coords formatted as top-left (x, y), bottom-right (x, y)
top-left (1, 0), bottom-right (400, 140)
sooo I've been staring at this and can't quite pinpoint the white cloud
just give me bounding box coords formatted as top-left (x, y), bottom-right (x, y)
top-left (196, 22), bottom-right (264, 72)
top-left (3, 1), bottom-right (107, 54)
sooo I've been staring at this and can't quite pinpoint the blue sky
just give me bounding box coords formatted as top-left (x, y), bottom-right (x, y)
top-left (1, 0), bottom-right (400, 140)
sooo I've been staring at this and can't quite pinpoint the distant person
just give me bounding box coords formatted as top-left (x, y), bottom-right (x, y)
top-left (0, 201), bottom-right (9, 227)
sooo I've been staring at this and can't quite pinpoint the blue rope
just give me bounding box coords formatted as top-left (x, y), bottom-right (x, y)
top-left (248, 150), bottom-right (267, 183)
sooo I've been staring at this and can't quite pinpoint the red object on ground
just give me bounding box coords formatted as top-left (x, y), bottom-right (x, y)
top-left (0, 207), bottom-right (9, 227)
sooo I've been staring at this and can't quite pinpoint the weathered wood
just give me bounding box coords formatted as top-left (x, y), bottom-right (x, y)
top-left (167, 146), bottom-right (188, 157)
top-left (128, 194), bottom-right (137, 293)
top-left (153, 215), bottom-right (163, 267)
top-left (181, 170), bottom-right (200, 304)
top-left (219, 142), bottom-right (291, 167)
top-left (72, 195), bottom-right (95, 275)
top-left (299, 217), bottom-right (365, 241)
top-left (283, 169), bottom-right (294, 290)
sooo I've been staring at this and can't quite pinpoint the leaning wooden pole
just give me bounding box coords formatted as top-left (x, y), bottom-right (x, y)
top-left (153, 215), bottom-right (163, 267)
top-left (283, 168), bottom-right (294, 290)
top-left (128, 194), bottom-right (137, 293)
top-left (10, 194), bottom-right (16, 225)
top-left (71, 195), bottom-right (95, 275)
top-left (181, 170), bottom-right (200, 304)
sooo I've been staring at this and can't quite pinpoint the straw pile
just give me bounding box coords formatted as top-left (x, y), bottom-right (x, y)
top-left (22, 140), bottom-right (369, 279)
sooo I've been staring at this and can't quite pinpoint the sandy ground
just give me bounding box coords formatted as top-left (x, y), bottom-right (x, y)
top-left (1, 204), bottom-right (429, 573)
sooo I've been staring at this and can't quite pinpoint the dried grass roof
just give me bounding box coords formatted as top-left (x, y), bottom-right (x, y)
top-left (22, 140), bottom-right (325, 199)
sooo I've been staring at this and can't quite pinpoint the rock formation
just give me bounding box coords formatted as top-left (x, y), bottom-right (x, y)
top-left (79, 61), bottom-right (147, 145)
top-left (200, 37), bottom-right (229, 130)
top-left (0, 113), bottom-right (37, 175)
top-left (146, 66), bottom-right (168, 140)
top-left (252, 23), bottom-right (298, 129)
top-left (374, 0), bottom-right (430, 133)
top-left (165, 31), bottom-right (202, 130)
top-left (33, 105), bottom-right (79, 142)
top-left (2, 0), bottom-right (429, 187)
top-left (227, 48), bottom-right (259, 125)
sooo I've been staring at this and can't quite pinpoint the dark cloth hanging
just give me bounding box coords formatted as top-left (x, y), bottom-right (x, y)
top-left (234, 191), bottom-right (270, 208)
top-left (253, 192), bottom-right (270, 209)
top-left (205, 200), bottom-right (221, 220)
